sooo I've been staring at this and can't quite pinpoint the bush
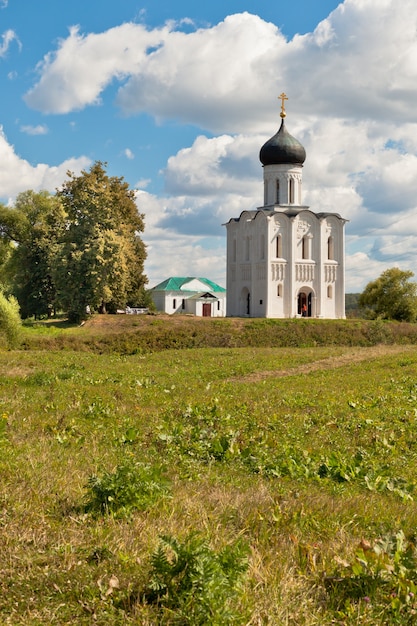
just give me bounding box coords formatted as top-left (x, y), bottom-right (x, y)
top-left (84, 461), bottom-right (170, 517)
top-left (0, 291), bottom-right (22, 347)
top-left (144, 533), bottom-right (249, 625)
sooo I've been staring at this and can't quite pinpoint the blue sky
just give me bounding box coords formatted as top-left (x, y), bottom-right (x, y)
top-left (1, 0), bottom-right (417, 292)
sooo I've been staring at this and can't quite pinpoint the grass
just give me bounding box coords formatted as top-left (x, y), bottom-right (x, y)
top-left (2, 315), bottom-right (417, 623)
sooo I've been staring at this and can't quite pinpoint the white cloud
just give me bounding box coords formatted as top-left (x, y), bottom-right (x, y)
top-left (20, 124), bottom-right (49, 136)
top-left (24, 23), bottom-right (173, 113)
top-left (0, 126), bottom-right (90, 203)
top-left (0, 29), bottom-right (20, 57)
top-left (123, 148), bottom-right (134, 159)
top-left (137, 190), bottom-right (226, 288)
top-left (9, 1), bottom-right (417, 291)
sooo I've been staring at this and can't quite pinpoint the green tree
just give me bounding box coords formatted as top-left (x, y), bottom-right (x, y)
top-left (0, 191), bottom-right (66, 318)
top-left (55, 162), bottom-right (147, 322)
top-left (0, 291), bottom-right (21, 347)
top-left (359, 268), bottom-right (417, 322)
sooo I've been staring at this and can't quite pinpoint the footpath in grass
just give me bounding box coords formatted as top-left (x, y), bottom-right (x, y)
top-left (1, 340), bottom-right (417, 624)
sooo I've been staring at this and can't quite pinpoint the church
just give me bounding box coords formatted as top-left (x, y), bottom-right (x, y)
top-left (224, 94), bottom-right (347, 319)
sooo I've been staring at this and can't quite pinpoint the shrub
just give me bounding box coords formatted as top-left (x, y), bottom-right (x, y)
top-left (84, 461), bottom-right (170, 517)
top-left (144, 533), bottom-right (249, 625)
top-left (0, 291), bottom-right (21, 348)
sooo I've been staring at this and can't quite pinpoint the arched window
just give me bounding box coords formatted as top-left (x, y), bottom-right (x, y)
top-left (277, 284), bottom-right (282, 297)
top-left (327, 236), bottom-right (334, 260)
top-left (276, 180), bottom-right (280, 204)
top-left (302, 235), bottom-right (308, 259)
top-left (302, 234), bottom-right (312, 260)
top-left (245, 236), bottom-right (250, 261)
top-left (289, 178), bottom-right (295, 204)
top-left (276, 234), bottom-right (282, 258)
top-left (260, 234), bottom-right (265, 260)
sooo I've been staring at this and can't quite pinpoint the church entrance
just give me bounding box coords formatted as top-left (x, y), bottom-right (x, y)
top-left (297, 291), bottom-right (312, 317)
top-left (202, 303), bottom-right (211, 317)
top-left (241, 288), bottom-right (251, 316)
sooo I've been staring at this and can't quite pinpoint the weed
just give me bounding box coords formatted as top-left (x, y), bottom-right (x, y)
top-left (84, 461), bottom-right (171, 517)
top-left (143, 533), bottom-right (249, 625)
top-left (327, 531), bottom-right (417, 622)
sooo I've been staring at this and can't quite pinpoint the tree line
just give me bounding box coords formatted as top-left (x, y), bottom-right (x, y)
top-left (0, 162), bottom-right (149, 323)
top-left (1, 160), bottom-right (417, 328)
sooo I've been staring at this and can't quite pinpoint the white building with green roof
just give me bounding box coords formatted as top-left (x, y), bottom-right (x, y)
top-left (150, 277), bottom-right (226, 317)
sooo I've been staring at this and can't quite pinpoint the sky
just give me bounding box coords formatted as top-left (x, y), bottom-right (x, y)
top-left (1, 0), bottom-right (417, 293)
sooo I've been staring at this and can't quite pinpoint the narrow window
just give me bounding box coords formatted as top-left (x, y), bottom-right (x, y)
top-left (260, 234), bottom-right (265, 260)
top-left (289, 178), bottom-right (295, 204)
top-left (276, 180), bottom-right (280, 204)
top-left (232, 239), bottom-right (237, 262)
top-left (173, 298), bottom-right (176, 309)
top-left (276, 234), bottom-right (282, 258)
top-left (217, 301), bottom-right (220, 311)
top-left (260, 300), bottom-right (263, 305)
top-left (181, 298), bottom-right (185, 310)
top-left (327, 285), bottom-right (333, 298)
top-left (302, 236), bottom-right (307, 259)
top-left (327, 236), bottom-right (334, 260)
top-left (277, 284), bottom-right (282, 297)
top-left (245, 236), bottom-right (250, 261)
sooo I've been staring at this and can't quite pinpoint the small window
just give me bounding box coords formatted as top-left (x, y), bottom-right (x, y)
top-left (327, 285), bottom-right (333, 298)
top-left (302, 236), bottom-right (308, 259)
top-left (173, 298), bottom-right (176, 309)
top-left (245, 236), bottom-right (250, 261)
top-left (277, 284), bottom-right (282, 297)
top-left (276, 234), bottom-right (282, 258)
top-left (260, 300), bottom-right (263, 305)
top-left (289, 178), bottom-right (295, 204)
top-left (217, 301), bottom-right (220, 311)
top-left (276, 180), bottom-right (280, 204)
top-left (327, 236), bottom-right (334, 260)
top-left (181, 298), bottom-right (185, 310)
top-left (232, 239), bottom-right (237, 262)
top-left (260, 234), bottom-right (265, 260)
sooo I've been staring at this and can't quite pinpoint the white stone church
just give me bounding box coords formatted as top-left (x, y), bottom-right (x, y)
top-left (224, 95), bottom-right (347, 319)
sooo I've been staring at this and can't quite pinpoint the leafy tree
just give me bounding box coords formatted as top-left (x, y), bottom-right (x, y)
top-left (359, 268), bottom-right (417, 322)
top-left (0, 291), bottom-right (21, 347)
top-left (0, 191), bottom-right (66, 318)
top-left (55, 162), bottom-right (147, 322)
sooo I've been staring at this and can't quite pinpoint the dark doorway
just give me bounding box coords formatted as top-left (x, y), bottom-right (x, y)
top-left (298, 292), bottom-right (311, 317)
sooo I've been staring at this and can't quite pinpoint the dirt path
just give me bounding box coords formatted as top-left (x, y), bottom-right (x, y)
top-left (229, 344), bottom-right (417, 383)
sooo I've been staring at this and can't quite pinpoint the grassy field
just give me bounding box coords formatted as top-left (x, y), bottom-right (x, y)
top-left (2, 315), bottom-right (417, 624)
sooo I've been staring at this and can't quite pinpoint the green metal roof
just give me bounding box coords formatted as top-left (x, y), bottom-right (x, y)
top-left (151, 277), bottom-right (226, 293)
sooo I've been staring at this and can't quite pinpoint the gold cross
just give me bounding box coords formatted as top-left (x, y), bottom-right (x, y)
top-left (279, 92), bottom-right (288, 118)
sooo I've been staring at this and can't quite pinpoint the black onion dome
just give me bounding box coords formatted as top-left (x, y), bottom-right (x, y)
top-left (259, 118), bottom-right (306, 166)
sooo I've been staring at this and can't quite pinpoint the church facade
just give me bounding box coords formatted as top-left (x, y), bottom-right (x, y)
top-left (224, 96), bottom-right (347, 319)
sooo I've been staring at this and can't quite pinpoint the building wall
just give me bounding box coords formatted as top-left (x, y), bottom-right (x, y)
top-left (151, 290), bottom-right (226, 317)
top-left (225, 208), bottom-right (346, 319)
